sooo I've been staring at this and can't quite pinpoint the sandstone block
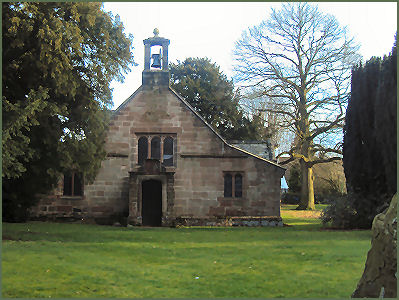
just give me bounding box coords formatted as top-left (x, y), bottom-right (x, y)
top-left (91, 206), bottom-right (113, 213)
top-left (57, 205), bottom-right (72, 212)
top-left (208, 206), bottom-right (225, 216)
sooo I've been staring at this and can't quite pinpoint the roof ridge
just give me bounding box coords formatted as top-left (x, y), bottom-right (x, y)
top-left (227, 144), bottom-right (285, 170)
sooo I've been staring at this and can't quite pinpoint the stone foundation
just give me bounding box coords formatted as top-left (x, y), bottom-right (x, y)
top-left (31, 211), bottom-right (283, 228)
top-left (165, 216), bottom-right (283, 227)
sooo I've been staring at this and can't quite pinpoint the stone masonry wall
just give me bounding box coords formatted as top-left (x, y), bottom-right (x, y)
top-left (30, 180), bottom-right (89, 220)
top-left (173, 156), bottom-right (282, 218)
top-left (84, 157), bottom-right (130, 219)
top-left (33, 85), bottom-right (284, 224)
top-left (31, 157), bottom-right (130, 223)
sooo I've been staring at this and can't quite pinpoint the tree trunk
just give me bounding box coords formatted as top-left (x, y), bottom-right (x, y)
top-left (296, 160), bottom-right (315, 210)
top-left (352, 193), bottom-right (397, 298)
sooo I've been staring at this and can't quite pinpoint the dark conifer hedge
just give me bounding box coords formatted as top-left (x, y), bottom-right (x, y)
top-left (342, 39), bottom-right (397, 228)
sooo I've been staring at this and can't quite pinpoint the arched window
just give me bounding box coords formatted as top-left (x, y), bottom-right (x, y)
top-left (138, 137), bottom-right (148, 165)
top-left (163, 136), bottom-right (174, 166)
top-left (234, 174), bottom-right (243, 197)
top-left (224, 174), bottom-right (233, 197)
top-left (151, 136), bottom-right (161, 160)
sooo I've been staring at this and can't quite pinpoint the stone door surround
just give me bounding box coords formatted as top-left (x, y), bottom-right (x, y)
top-left (128, 159), bottom-right (175, 226)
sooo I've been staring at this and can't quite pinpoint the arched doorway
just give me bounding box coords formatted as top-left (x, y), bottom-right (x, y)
top-left (141, 179), bottom-right (162, 226)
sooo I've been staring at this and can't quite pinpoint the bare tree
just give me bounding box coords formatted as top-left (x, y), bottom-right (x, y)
top-left (234, 2), bottom-right (360, 210)
top-left (238, 90), bottom-right (295, 153)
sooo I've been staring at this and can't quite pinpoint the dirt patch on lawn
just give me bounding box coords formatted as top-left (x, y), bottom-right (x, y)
top-left (282, 210), bottom-right (322, 219)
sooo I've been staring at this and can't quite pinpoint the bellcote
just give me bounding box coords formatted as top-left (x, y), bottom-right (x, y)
top-left (142, 29), bottom-right (170, 87)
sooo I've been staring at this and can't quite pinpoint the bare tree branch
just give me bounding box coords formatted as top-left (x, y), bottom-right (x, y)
top-left (309, 156), bottom-right (342, 167)
top-left (234, 2), bottom-right (360, 209)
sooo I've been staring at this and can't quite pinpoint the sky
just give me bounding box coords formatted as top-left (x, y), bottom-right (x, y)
top-left (102, 2), bottom-right (397, 109)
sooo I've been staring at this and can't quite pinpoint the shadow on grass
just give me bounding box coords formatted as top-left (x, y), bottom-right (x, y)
top-left (3, 217), bottom-right (369, 245)
top-left (282, 217), bottom-right (322, 230)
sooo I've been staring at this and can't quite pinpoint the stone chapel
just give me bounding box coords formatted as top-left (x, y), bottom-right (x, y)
top-left (32, 30), bottom-right (286, 226)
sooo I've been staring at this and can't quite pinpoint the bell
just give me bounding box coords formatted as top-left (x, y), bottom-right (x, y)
top-left (151, 52), bottom-right (162, 69)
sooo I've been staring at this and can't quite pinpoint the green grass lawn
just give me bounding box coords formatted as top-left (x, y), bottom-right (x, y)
top-left (2, 207), bottom-right (371, 298)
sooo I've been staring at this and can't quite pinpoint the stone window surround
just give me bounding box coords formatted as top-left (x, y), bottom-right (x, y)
top-left (62, 171), bottom-right (84, 198)
top-left (136, 133), bottom-right (177, 166)
top-left (223, 171), bottom-right (244, 198)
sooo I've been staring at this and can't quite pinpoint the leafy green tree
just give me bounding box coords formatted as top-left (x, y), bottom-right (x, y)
top-left (2, 2), bottom-right (135, 221)
top-left (169, 57), bottom-right (267, 141)
top-left (287, 162), bottom-right (301, 194)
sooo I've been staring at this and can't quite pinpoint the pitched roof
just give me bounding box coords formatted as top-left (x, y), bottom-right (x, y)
top-left (113, 86), bottom-right (143, 115)
top-left (169, 88), bottom-right (285, 170)
top-left (112, 85), bottom-right (285, 171)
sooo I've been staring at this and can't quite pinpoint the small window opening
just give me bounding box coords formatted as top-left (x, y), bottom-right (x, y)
top-left (235, 174), bottom-right (243, 197)
top-left (163, 137), bottom-right (174, 166)
top-left (63, 172), bottom-right (83, 196)
top-left (224, 174), bottom-right (233, 197)
top-left (151, 136), bottom-right (161, 160)
top-left (223, 173), bottom-right (243, 198)
top-left (138, 136), bottom-right (148, 165)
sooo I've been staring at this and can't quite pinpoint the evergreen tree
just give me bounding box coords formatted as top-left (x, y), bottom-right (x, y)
top-left (2, 2), bottom-right (135, 221)
top-left (343, 39), bottom-right (397, 228)
top-left (169, 57), bottom-right (267, 141)
top-left (287, 162), bottom-right (301, 194)
top-left (374, 41), bottom-right (397, 196)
